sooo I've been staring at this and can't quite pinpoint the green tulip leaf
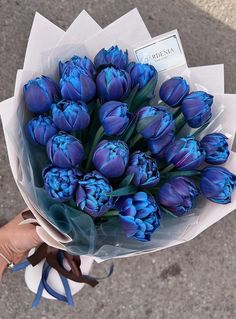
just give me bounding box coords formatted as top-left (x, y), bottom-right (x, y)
top-left (119, 174), bottom-right (134, 187)
top-left (130, 74), bottom-right (158, 112)
top-left (107, 185), bottom-right (137, 197)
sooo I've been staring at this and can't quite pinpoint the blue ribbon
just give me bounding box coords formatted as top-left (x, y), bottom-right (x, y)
top-left (12, 252), bottom-right (75, 308)
top-left (12, 252), bottom-right (114, 308)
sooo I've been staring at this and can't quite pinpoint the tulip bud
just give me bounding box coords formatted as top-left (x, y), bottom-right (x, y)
top-left (159, 76), bottom-right (189, 107)
top-left (136, 106), bottom-right (175, 155)
top-left (23, 76), bottom-right (60, 114)
top-left (116, 192), bottom-right (160, 241)
top-left (126, 151), bottom-right (160, 188)
top-left (76, 171), bottom-right (114, 217)
top-left (181, 91), bottom-right (213, 128)
top-left (59, 55), bottom-right (95, 78)
top-left (99, 101), bottom-right (131, 136)
top-left (127, 62), bottom-right (157, 90)
top-left (96, 66), bottom-right (131, 102)
top-left (46, 132), bottom-right (84, 169)
top-left (52, 100), bottom-right (90, 132)
top-left (165, 136), bottom-right (205, 170)
top-left (60, 66), bottom-right (96, 102)
top-left (94, 45), bottom-right (128, 70)
top-left (25, 115), bottom-right (57, 146)
top-left (43, 166), bottom-right (79, 202)
top-left (93, 140), bottom-right (129, 178)
top-left (200, 166), bottom-right (236, 204)
top-left (200, 133), bottom-right (229, 164)
top-left (157, 177), bottom-right (199, 216)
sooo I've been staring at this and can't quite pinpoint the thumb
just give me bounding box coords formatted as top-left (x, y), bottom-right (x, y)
top-left (27, 226), bottom-right (44, 248)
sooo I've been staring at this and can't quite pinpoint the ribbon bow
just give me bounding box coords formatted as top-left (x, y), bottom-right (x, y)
top-left (12, 210), bottom-right (111, 307)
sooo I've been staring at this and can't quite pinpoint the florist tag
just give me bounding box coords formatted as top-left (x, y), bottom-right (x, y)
top-left (134, 30), bottom-right (187, 73)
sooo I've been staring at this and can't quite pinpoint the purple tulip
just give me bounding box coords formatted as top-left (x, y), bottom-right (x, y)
top-left (136, 106), bottom-right (175, 155)
top-left (93, 140), bottom-right (129, 178)
top-left (126, 151), bottom-right (160, 188)
top-left (127, 62), bottom-right (157, 90)
top-left (200, 166), bottom-right (236, 204)
top-left (200, 133), bottom-right (229, 165)
top-left (99, 100), bottom-right (131, 136)
top-left (52, 100), bottom-right (90, 132)
top-left (94, 45), bottom-right (128, 70)
top-left (60, 66), bottom-right (96, 102)
top-left (76, 171), bottom-right (114, 217)
top-left (157, 176), bottom-right (199, 216)
top-left (181, 91), bottom-right (213, 128)
top-left (47, 132), bottom-right (84, 168)
top-left (116, 192), bottom-right (160, 241)
top-left (23, 76), bottom-right (60, 114)
top-left (165, 136), bottom-right (205, 170)
top-left (59, 55), bottom-right (95, 78)
top-left (96, 66), bottom-right (131, 102)
top-left (25, 115), bottom-right (57, 146)
top-left (43, 166), bottom-right (79, 202)
top-left (159, 76), bottom-right (189, 107)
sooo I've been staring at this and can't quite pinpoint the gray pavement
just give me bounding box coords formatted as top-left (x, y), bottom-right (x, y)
top-left (0, 0), bottom-right (236, 318)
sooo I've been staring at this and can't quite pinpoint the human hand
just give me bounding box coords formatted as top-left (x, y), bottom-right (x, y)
top-left (0, 210), bottom-right (43, 280)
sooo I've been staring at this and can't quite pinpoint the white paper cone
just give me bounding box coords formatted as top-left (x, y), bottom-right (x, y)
top-left (25, 253), bottom-right (94, 300)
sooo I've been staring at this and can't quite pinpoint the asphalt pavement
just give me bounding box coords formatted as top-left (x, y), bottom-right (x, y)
top-left (0, 0), bottom-right (235, 318)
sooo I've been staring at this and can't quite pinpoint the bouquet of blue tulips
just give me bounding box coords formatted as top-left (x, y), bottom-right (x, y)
top-left (18, 37), bottom-right (236, 254)
top-left (1, 10), bottom-right (236, 278)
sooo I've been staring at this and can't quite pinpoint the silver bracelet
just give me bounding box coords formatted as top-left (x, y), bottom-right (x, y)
top-left (0, 252), bottom-right (15, 269)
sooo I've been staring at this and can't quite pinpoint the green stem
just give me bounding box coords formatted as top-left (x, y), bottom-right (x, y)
top-left (129, 134), bottom-right (142, 148)
top-left (158, 101), bottom-right (166, 106)
top-left (160, 170), bottom-right (201, 179)
top-left (85, 126), bottom-right (104, 171)
top-left (107, 185), bottom-right (137, 197)
top-left (119, 173), bottom-right (134, 187)
top-left (172, 108), bottom-right (182, 119)
top-left (175, 112), bottom-right (186, 132)
top-left (102, 210), bottom-right (120, 217)
top-left (190, 121), bottom-right (210, 138)
top-left (160, 163), bottom-right (175, 173)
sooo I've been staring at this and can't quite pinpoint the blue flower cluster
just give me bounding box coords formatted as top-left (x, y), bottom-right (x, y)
top-left (23, 45), bottom-right (235, 243)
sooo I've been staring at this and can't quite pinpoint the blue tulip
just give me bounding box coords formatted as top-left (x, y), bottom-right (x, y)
top-left (126, 151), bottom-right (160, 188)
top-left (59, 55), bottom-right (95, 78)
top-left (94, 45), bottom-right (128, 70)
top-left (96, 66), bottom-right (131, 102)
top-left (116, 192), bottom-right (160, 241)
top-left (23, 76), bottom-right (60, 114)
top-left (93, 140), bottom-right (129, 178)
top-left (46, 132), bottom-right (84, 169)
top-left (181, 91), bottom-right (213, 128)
top-left (25, 115), bottom-right (57, 146)
top-left (99, 101), bottom-right (131, 136)
top-left (127, 62), bottom-right (157, 90)
top-left (165, 136), bottom-right (205, 170)
top-left (60, 66), bottom-right (96, 102)
top-left (52, 100), bottom-right (90, 132)
top-left (43, 166), bottom-right (79, 202)
top-left (136, 106), bottom-right (175, 155)
top-left (76, 171), bottom-right (114, 217)
top-left (200, 166), bottom-right (236, 204)
top-left (159, 76), bottom-right (189, 107)
top-left (157, 177), bottom-right (199, 216)
top-left (200, 133), bottom-right (229, 164)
